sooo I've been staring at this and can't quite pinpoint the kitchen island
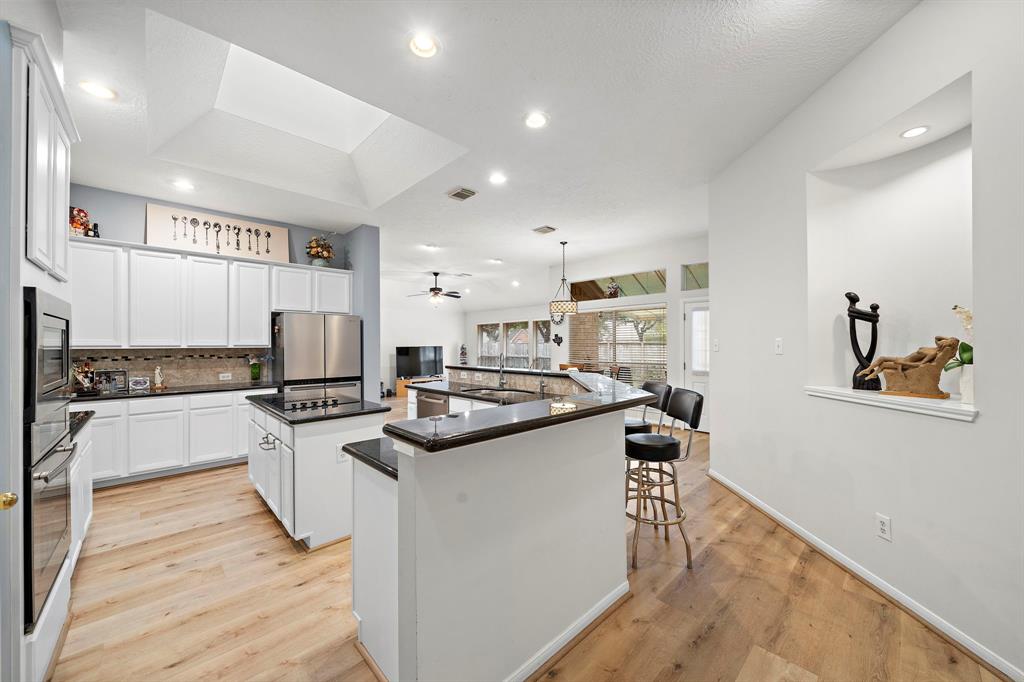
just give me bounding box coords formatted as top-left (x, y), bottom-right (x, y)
top-left (247, 392), bottom-right (389, 548)
top-left (345, 373), bottom-right (654, 681)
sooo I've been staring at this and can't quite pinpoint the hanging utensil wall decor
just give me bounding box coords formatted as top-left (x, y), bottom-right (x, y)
top-left (144, 203), bottom-right (293, 263)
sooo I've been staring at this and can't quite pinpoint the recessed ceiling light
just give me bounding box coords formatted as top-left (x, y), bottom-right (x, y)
top-left (489, 171), bottom-right (507, 185)
top-left (900, 126), bottom-right (929, 139)
top-left (420, 243), bottom-right (440, 251)
top-left (488, 258), bottom-right (503, 264)
top-left (78, 81), bottom-right (117, 100)
top-left (172, 179), bottom-right (195, 191)
top-left (464, 288), bottom-right (471, 294)
top-left (524, 111), bottom-right (549, 129)
top-left (409, 32), bottom-right (439, 58)
top-left (511, 280), bottom-right (520, 287)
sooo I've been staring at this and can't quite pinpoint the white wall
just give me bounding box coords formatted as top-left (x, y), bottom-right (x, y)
top-left (463, 233), bottom-right (709, 387)
top-left (380, 277), bottom-right (464, 390)
top-left (2, 0), bottom-right (62, 82)
top-left (808, 126), bottom-right (972, 394)
top-left (709, 1), bottom-right (1023, 677)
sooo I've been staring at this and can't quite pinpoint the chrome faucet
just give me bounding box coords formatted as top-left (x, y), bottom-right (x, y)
top-left (498, 353), bottom-right (507, 388)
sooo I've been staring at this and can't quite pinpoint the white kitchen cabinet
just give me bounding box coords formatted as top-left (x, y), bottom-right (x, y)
top-left (188, 393), bottom-right (234, 464)
top-left (26, 60), bottom-right (56, 274)
top-left (186, 256), bottom-right (229, 346)
top-left (70, 432), bottom-right (93, 571)
top-left (70, 242), bottom-right (127, 347)
top-left (49, 124), bottom-right (71, 281)
top-left (127, 398), bottom-right (186, 473)
top-left (230, 261), bottom-right (270, 346)
top-left (271, 266), bottom-right (313, 311)
top-left (235, 389), bottom-right (277, 457)
top-left (449, 397), bottom-right (473, 413)
top-left (265, 439), bottom-right (281, 516)
top-left (129, 249), bottom-right (183, 346)
top-left (407, 388), bottom-right (417, 419)
top-left (313, 269), bottom-right (352, 313)
top-left (78, 401), bottom-right (127, 480)
top-left (250, 421), bottom-right (268, 498)
top-left (280, 444), bottom-right (295, 535)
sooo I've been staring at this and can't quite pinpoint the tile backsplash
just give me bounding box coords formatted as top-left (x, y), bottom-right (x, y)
top-left (72, 348), bottom-right (271, 387)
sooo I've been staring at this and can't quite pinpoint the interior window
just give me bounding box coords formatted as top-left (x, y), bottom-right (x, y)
top-left (571, 269), bottom-right (667, 302)
top-left (681, 262), bottom-right (710, 291)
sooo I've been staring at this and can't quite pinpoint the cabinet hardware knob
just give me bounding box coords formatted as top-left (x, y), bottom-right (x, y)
top-left (0, 492), bottom-right (18, 510)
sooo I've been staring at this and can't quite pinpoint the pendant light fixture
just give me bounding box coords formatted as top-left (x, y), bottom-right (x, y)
top-left (549, 240), bottom-right (578, 325)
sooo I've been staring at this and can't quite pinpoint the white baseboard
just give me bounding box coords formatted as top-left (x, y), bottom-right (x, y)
top-left (505, 580), bottom-right (631, 682)
top-left (708, 469), bottom-right (1023, 682)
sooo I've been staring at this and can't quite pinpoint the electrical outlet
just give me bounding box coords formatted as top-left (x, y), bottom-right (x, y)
top-left (774, 338), bottom-right (784, 355)
top-left (713, 338), bottom-right (720, 352)
top-left (336, 444), bottom-right (349, 464)
top-left (876, 513), bottom-right (892, 542)
top-left (219, 372), bottom-right (232, 381)
top-left (474, 372), bottom-right (483, 381)
top-left (460, 371), bottom-right (468, 379)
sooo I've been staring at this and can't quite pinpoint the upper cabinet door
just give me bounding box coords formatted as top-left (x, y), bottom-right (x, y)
top-left (70, 242), bottom-right (127, 347)
top-left (49, 125), bottom-right (71, 282)
top-left (230, 262), bottom-right (270, 346)
top-left (271, 266), bottom-right (313, 312)
top-left (129, 249), bottom-right (183, 346)
top-left (186, 256), bottom-right (229, 346)
top-left (313, 270), bottom-right (352, 314)
top-left (25, 61), bottom-right (55, 273)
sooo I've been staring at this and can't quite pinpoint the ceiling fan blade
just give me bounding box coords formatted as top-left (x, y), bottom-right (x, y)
top-left (406, 293), bottom-right (428, 297)
top-left (444, 292), bottom-right (462, 299)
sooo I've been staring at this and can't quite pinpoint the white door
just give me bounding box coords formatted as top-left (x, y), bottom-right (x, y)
top-left (130, 249), bottom-right (183, 346)
top-left (186, 256), bottom-right (229, 346)
top-left (70, 242), bottom-right (127, 347)
top-left (271, 266), bottom-right (313, 311)
top-left (230, 262), bottom-right (270, 346)
top-left (682, 300), bottom-right (711, 433)
top-left (188, 406), bottom-right (235, 464)
top-left (128, 411), bottom-right (185, 473)
top-left (313, 270), bottom-right (351, 313)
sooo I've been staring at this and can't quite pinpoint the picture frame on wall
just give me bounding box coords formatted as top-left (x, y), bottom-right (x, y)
top-left (145, 203), bottom-right (291, 264)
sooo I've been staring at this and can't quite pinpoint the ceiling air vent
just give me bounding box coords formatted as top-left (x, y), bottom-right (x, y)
top-left (533, 225), bottom-right (557, 235)
top-left (448, 187), bottom-right (477, 201)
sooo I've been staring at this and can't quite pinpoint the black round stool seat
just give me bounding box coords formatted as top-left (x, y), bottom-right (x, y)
top-left (625, 433), bottom-right (680, 462)
top-left (624, 418), bottom-right (654, 435)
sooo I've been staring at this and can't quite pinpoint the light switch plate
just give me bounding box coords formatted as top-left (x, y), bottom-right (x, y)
top-left (712, 338), bottom-right (720, 352)
top-left (460, 371), bottom-right (468, 379)
top-left (774, 338), bottom-right (784, 355)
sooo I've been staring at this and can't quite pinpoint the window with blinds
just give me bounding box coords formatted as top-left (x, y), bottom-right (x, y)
top-left (568, 307), bottom-right (668, 386)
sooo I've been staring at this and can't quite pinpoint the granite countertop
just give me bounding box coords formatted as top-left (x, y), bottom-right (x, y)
top-left (384, 372), bottom-right (656, 452)
top-left (343, 437), bottom-right (399, 480)
top-left (70, 410), bottom-right (94, 439)
top-left (410, 380), bottom-right (570, 405)
top-left (444, 364), bottom-right (576, 379)
top-left (71, 380), bottom-right (280, 402)
top-left (247, 394), bottom-right (391, 425)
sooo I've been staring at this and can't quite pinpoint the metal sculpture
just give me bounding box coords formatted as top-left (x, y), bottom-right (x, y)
top-left (845, 292), bottom-right (881, 391)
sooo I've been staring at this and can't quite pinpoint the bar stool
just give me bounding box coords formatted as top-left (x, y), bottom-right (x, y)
top-left (625, 388), bottom-right (703, 570)
top-left (624, 381), bottom-right (671, 436)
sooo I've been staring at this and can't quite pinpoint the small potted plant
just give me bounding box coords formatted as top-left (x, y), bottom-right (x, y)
top-left (306, 234), bottom-right (335, 267)
top-left (943, 305), bottom-right (974, 405)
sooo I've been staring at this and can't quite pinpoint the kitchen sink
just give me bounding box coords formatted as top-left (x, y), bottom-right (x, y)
top-left (463, 388), bottom-right (537, 400)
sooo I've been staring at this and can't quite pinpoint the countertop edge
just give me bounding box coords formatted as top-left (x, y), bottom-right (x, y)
top-left (246, 395), bottom-right (391, 425)
top-left (71, 382), bottom-right (280, 402)
top-left (382, 394), bottom-right (654, 453)
top-left (343, 440), bottom-right (399, 480)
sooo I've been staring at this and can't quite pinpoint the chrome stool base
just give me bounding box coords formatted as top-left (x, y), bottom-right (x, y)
top-left (625, 460), bottom-right (692, 570)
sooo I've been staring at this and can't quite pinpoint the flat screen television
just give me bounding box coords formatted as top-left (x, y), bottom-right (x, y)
top-left (396, 346), bottom-right (443, 378)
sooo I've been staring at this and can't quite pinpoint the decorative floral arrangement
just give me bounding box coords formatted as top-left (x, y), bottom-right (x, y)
top-left (944, 304), bottom-right (974, 371)
top-left (306, 234), bottom-right (335, 263)
top-left (69, 206), bottom-right (90, 235)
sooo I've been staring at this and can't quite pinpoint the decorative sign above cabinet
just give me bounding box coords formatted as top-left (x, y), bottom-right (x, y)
top-left (145, 203), bottom-right (291, 264)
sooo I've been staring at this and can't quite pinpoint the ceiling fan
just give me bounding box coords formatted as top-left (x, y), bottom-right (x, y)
top-left (408, 272), bottom-right (462, 304)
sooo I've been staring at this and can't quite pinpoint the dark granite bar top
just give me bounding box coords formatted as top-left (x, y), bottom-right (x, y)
top-left (410, 380), bottom-right (570, 405)
top-left (247, 394), bottom-right (391, 425)
top-left (384, 372), bottom-right (656, 453)
top-left (444, 364), bottom-right (576, 379)
top-left (71, 380), bottom-right (280, 402)
top-left (344, 437), bottom-right (399, 480)
top-left (70, 410), bottom-right (94, 439)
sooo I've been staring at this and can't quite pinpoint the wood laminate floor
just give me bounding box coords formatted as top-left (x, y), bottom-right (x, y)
top-left (53, 398), bottom-right (1001, 681)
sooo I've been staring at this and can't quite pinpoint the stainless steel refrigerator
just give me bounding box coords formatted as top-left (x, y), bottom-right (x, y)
top-left (272, 313), bottom-right (362, 399)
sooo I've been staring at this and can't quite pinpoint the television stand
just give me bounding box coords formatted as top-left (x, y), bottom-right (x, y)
top-left (396, 376), bottom-right (443, 398)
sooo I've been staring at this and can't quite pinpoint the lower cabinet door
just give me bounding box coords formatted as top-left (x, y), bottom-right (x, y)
top-left (188, 406), bottom-right (234, 464)
top-left (128, 411), bottom-right (185, 473)
top-left (69, 455), bottom-right (83, 566)
top-left (247, 420), bottom-right (257, 484)
top-left (89, 414), bottom-right (127, 481)
top-left (252, 422), bottom-right (267, 498)
top-left (280, 445), bottom-right (294, 536)
top-left (266, 445), bottom-right (281, 516)
top-left (235, 403), bottom-right (252, 456)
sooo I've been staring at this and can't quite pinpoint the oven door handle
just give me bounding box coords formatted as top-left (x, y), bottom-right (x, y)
top-left (33, 443), bottom-right (76, 482)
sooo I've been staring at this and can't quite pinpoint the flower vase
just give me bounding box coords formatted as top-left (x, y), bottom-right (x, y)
top-left (959, 365), bottom-right (974, 405)
top-left (311, 258), bottom-right (328, 267)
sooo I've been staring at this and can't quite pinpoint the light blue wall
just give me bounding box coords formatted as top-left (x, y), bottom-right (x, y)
top-left (69, 183), bottom-right (346, 269)
top-left (339, 224), bottom-right (382, 401)
top-left (69, 184), bottom-right (383, 400)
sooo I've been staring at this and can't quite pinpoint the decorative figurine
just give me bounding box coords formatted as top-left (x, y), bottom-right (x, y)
top-left (858, 336), bottom-right (959, 399)
top-left (154, 365), bottom-right (166, 391)
top-left (553, 333), bottom-right (564, 347)
top-left (845, 292), bottom-right (881, 391)
top-left (459, 344), bottom-right (468, 365)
